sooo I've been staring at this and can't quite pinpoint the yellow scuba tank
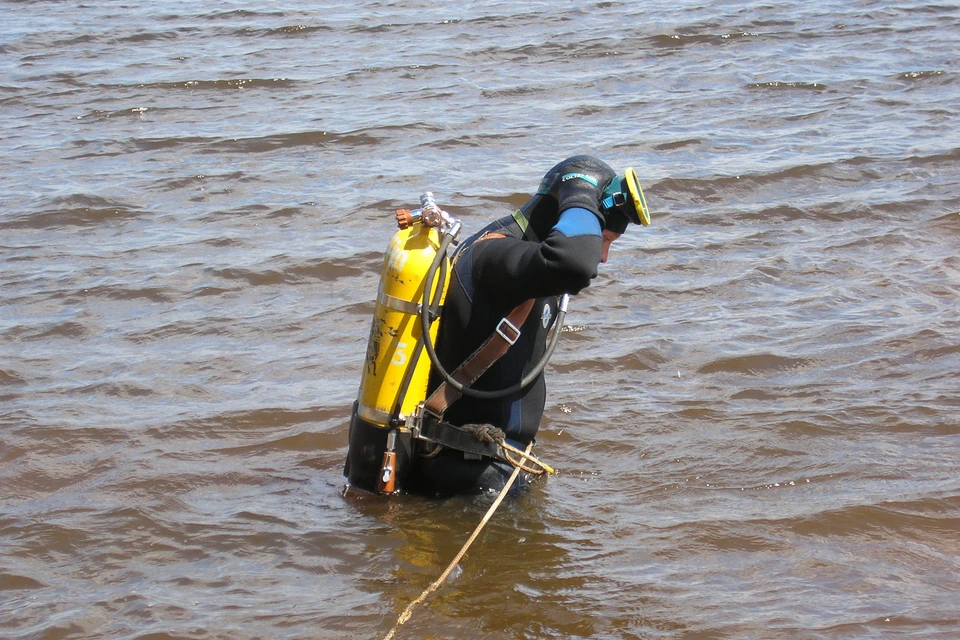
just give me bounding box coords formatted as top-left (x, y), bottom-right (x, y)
top-left (358, 222), bottom-right (446, 423)
top-left (345, 193), bottom-right (457, 494)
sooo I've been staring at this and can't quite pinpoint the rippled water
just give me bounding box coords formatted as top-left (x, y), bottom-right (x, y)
top-left (2, 1), bottom-right (958, 638)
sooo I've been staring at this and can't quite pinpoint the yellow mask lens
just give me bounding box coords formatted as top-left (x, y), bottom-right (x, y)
top-left (624, 167), bottom-right (650, 226)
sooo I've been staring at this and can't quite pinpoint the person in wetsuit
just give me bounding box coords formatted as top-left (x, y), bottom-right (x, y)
top-left (404, 155), bottom-right (649, 496)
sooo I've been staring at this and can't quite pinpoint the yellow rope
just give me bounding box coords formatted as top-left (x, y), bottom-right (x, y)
top-left (380, 441), bottom-right (534, 640)
top-left (461, 424), bottom-right (555, 475)
top-left (500, 439), bottom-right (555, 475)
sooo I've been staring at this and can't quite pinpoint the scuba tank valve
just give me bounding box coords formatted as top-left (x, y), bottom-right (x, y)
top-left (396, 192), bottom-right (459, 233)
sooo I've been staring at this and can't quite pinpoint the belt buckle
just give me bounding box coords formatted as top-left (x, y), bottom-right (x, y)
top-left (495, 317), bottom-right (521, 345)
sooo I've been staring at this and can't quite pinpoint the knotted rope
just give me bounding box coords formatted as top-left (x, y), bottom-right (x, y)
top-left (461, 423), bottom-right (554, 475)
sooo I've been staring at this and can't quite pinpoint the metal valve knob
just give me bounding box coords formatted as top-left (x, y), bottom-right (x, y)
top-left (396, 208), bottom-right (415, 229)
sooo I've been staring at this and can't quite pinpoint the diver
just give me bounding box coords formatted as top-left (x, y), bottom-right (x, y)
top-left (402, 155), bottom-right (651, 496)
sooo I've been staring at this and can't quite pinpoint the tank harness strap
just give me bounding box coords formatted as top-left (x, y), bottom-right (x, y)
top-left (417, 419), bottom-right (553, 475)
top-left (511, 209), bottom-right (539, 242)
top-left (419, 419), bottom-right (503, 460)
top-left (423, 298), bottom-right (535, 418)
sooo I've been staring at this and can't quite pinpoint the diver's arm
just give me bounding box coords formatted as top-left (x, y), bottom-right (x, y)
top-left (471, 206), bottom-right (603, 305)
top-left (469, 157), bottom-right (615, 304)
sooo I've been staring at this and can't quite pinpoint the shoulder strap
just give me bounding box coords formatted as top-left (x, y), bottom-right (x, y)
top-left (423, 298), bottom-right (535, 418)
top-left (511, 209), bottom-right (539, 242)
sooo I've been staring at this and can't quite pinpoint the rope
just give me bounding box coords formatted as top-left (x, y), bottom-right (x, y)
top-left (417, 441), bottom-right (443, 459)
top-left (380, 441), bottom-right (534, 640)
top-left (502, 443), bottom-right (552, 475)
top-left (462, 424), bottom-right (555, 475)
top-left (462, 423), bottom-right (504, 444)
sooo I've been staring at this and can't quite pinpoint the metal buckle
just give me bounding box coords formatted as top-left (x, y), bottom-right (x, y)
top-left (496, 317), bottom-right (521, 345)
top-left (406, 409), bottom-right (421, 439)
top-left (601, 192), bottom-right (626, 213)
top-left (412, 401), bottom-right (439, 441)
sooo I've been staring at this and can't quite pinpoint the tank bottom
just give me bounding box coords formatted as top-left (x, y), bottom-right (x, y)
top-left (344, 403), bottom-right (412, 494)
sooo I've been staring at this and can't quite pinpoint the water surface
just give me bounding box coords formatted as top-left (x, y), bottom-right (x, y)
top-left (1, 1), bottom-right (958, 638)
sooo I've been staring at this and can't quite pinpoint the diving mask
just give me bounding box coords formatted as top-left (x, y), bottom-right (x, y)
top-left (600, 167), bottom-right (651, 233)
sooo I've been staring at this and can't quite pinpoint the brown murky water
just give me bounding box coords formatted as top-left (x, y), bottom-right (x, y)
top-left (2, 2), bottom-right (958, 638)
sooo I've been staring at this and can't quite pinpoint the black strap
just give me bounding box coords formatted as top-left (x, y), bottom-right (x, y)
top-left (418, 419), bottom-right (505, 461)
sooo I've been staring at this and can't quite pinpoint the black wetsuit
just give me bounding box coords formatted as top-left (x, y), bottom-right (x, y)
top-left (405, 155), bottom-right (617, 496)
